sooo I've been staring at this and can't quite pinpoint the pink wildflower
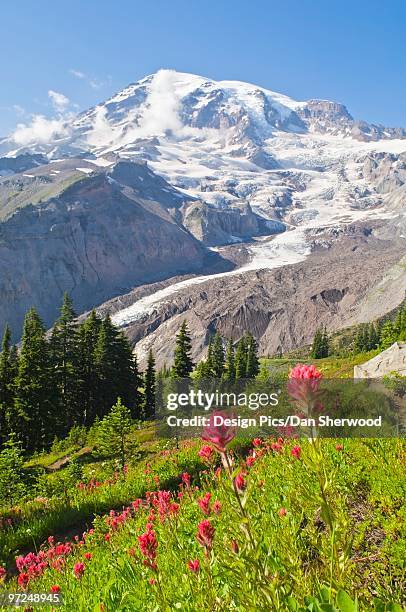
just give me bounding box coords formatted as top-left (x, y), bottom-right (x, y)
top-left (201, 411), bottom-right (236, 452)
top-left (188, 559), bottom-right (200, 573)
top-left (291, 445), bottom-right (301, 460)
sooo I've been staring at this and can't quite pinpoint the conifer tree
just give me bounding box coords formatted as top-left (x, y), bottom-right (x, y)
top-left (211, 333), bottom-right (225, 378)
top-left (321, 326), bottom-right (330, 358)
top-left (354, 324), bottom-right (369, 353)
top-left (0, 325), bottom-right (18, 445)
top-left (311, 327), bottom-right (329, 358)
top-left (223, 338), bottom-right (235, 382)
top-left (171, 321), bottom-right (194, 379)
top-left (75, 310), bottom-right (102, 425)
top-left (96, 398), bottom-right (134, 470)
top-left (368, 323), bottom-right (379, 350)
top-left (380, 320), bottom-right (396, 350)
top-left (14, 308), bottom-right (53, 451)
top-left (49, 294), bottom-right (78, 435)
top-left (234, 337), bottom-right (248, 380)
top-left (143, 350), bottom-right (156, 420)
top-left (206, 337), bottom-right (214, 375)
top-left (246, 333), bottom-right (260, 377)
top-left (0, 433), bottom-right (26, 505)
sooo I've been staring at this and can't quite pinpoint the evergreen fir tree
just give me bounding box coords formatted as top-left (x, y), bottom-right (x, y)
top-left (171, 321), bottom-right (194, 379)
top-left (354, 324), bottom-right (368, 353)
top-left (96, 398), bottom-right (134, 471)
top-left (311, 328), bottom-right (323, 358)
top-left (223, 338), bottom-right (235, 382)
top-left (368, 322), bottom-right (379, 350)
top-left (0, 325), bottom-right (17, 445)
top-left (320, 326), bottom-right (330, 358)
top-left (94, 314), bottom-right (141, 419)
top-left (75, 310), bottom-right (102, 425)
top-left (0, 433), bottom-right (26, 505)
top-left (380, 320), bottom-right (396, 350)
top-left (245, 333), bottom-right (260, 377)
top-left (211, 333), bottom-right (225, 378)
top-left (143, 350), bottom-right (156, 420)
top-left (49, 294), bottom-right (78, 436)
top-left (234, 337), bottom-right (248, 380)
top-left (14, 308), bottom-right (53, 451)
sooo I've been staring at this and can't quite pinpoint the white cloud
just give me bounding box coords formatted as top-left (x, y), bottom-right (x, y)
top-left (137, 69), bottom-right (182, 136)
top-left (12, 115), bottom-right (71, 146)
top-left (69, 68), bottom-right (86, 79)
top-left (86, 106), bottom-right (116, 147)
top-left (13, 104), bottom-right (26, 116)
top-left (69, 68), bottom-right (112, 90)
top-left (48, 90), bottom-right (70, 112)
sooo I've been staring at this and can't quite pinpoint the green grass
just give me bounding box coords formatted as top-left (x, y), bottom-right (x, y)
top-left (1, 438), bottom-right (404, 611)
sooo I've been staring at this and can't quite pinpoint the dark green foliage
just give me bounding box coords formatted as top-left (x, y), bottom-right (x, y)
top-left (245, 333), bottom-right (260, 377)
top-left (0, 433), bottom-right (26, 505)
top-left (143, 350), bottom-right (156, 420)
top-left (94, 314), bottom-right (141, 419)
top-left (95, 398), bottom-right (134, 470)
top-left (311, 326), bottom-right (329, 359)
top-left (49, 294), bottom-right (79, 435)
top-left (0, 295), bottom-right (145, 453)
top-left (352, 303), bottom-right (406, 355)
top-left (0, 325), bottom-right (18, 445)
top-left (171, 321), bottom-right (194, 379)
top-left (234, 337), bottom-right (248, 379)
top-left (75, 309), bottom-right (102, 426)
top-left (223, 338), bottom-right (235, 382)
top-left (14, 308), bottom-right (53, 451)
top-left (211, 333), bottom-right (225, 378)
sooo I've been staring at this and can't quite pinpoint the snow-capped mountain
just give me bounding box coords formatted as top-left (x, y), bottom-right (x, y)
top-left (0, 70), bottom-right (405, 356)
top-left (3, 70), bottom-right (405, 232)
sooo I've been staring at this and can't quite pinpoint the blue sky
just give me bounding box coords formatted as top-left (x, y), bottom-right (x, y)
top-left (1, 0), bottom-right (405, 136)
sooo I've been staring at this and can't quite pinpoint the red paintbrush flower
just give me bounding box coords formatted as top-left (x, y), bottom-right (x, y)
top-left (201, 411), bottom-right (236, 453)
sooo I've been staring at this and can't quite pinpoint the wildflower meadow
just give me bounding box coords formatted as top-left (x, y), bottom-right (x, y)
top-left (0, 362), bottom-right (404, 611)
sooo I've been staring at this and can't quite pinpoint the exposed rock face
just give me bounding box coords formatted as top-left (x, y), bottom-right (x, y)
top-left (297, 100), bottom-right (406, 141)
top-left (95, 221), bottom-right (406, 368)
top-left (354, 343), bottom-right (406, 378)
top-left (182, 201), bottom-right (284, 246)
top-left (0, 153), bottom-right (47, 176)
top-left (0, 161), bottom-right (228, 337)
top-left (0, 70), bottom-right (405, 353)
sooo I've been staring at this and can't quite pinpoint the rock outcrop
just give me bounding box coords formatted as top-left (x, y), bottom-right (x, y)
top-left (354, 343), bottom-right (406, 378)
top-left (0, 160), bottom-right (228, 337)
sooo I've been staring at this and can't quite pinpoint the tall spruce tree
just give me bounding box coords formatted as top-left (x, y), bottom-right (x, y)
top-left (223, 338), bottom-right (235, 382)
top-left (94, 314), bottom-right (141, 419)
top-left (75, 310), bottom-right (101, 425)
top-left (211, 333), bottom-right (225, 378)
top-left (246, 333), bottom-right (260, 377)
top-left (143, 350), bottom-right (156, 420)
top-left (235, 337), bottom-right (248, 380)
top-left (14, 308), bottom-right (53, 451)
top-left (49, 294), bottom-right (78, 436)
top-left (310, 327), bottom-right (323, 359)
top-left (320, 326), bottom-right (330, 358)
top-left (171, 321), bottom-right (194, 379)
top-left (380, 320), bottom-right (396, 350)
top-left (0, 325), bottom-right (18, 445)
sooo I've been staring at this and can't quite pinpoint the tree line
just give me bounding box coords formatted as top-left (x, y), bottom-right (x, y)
top-left (0, 304), bottom-right (260, 453)
top-left (0, 295), bottom-right (145, 452)
top-left (353, 305), bottom-right (406, 353)
top-left (309, 304), bottom-right (406, 359)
